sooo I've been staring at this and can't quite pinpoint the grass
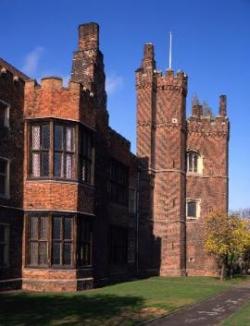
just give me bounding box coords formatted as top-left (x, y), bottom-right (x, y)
top-left (222, 300), bottom-right (250, 326)
top-left (0, 276), bottom-right (249, 326)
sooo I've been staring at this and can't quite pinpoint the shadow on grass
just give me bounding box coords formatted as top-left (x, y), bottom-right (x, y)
top-left (0, 292), bottom-right (145, 326)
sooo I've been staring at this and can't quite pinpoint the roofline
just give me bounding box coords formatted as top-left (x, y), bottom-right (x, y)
top-left (0, 57), bottom-right (31, 81)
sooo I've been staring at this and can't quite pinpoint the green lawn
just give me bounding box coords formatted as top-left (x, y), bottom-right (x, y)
top-left (222, 300), bottom-right (250, 326)
top-left (0, 276), bottom-right (249, 326)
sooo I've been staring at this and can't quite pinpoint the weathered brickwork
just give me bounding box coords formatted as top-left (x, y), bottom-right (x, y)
top-left (136, 44), bottom-right (229, 276)
top-left (0, 22), bottom-right (229, 291)
top-left (0, 60), bottom-right (28, 289)
top-left (186, 99), bottom-right (229, 276)
top-left (0, 23), bottom-right (137, 292)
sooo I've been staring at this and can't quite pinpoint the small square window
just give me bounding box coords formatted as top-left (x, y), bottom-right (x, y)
top-left (186, 200), bottom-right (200, 219)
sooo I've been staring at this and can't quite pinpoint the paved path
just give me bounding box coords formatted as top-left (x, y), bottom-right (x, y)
top-left (147, 284), bottom-right (250, 326)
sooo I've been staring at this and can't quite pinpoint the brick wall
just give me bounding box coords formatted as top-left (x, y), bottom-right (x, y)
top-left (136, 42), bottom-right (229, 276)
top-left (186, 101), bottom-right (229, 275)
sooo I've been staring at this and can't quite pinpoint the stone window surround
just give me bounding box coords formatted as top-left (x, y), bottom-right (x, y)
top-left (186, 198), bottom-right (201, 220)
top-left (186, 150), bottom-right (203, 175)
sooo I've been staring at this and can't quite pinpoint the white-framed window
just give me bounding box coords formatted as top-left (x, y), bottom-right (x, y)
top-left (186, 199), bottom-right (201, 219)
top-left (0, 223), bottom-right (10, 268)
top-left (0, 157), bottom-right (10, 198)
top-left (186, 150), bottom-right (203, 174)
top-left (0, 100), bottom-right (10, 128)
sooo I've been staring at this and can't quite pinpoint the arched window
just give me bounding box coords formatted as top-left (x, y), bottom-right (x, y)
top-left (186, 151), bottom-right (202, 174)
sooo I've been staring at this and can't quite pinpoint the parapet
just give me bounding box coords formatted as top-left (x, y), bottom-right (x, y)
top-left (24, 75), bottom-right (95, 126)
top-left (190, 95), bottom-right (227, 120)
top-left (157, 69), bottom-right (188, 89)
top-left (188, 96), bottom-right (229, 137)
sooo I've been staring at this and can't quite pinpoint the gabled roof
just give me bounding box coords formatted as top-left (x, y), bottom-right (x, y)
top-left (0, 57), bottom-right (30, 81)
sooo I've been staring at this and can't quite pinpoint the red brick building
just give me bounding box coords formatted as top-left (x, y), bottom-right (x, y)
top-left (136, 44), bottom-right (229, 277)
top-left (0, 22), bottom-right (229, 291)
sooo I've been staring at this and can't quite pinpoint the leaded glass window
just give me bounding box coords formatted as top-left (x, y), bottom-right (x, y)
top-left (28, 216), bottom-right (49, 266)
top-left (31, 124), bottom-right (50, 177)
top-left (52, 216), bottom-right (73, 266)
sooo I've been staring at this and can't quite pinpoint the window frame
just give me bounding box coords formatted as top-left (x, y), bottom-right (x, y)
top-left (30, 122), bottom-right (50, 178)
top-left (53, 123), bottom-right (76, 180)
top-left (186, 199), bottom-right (201, 220)
top-left (26, 213), bottom-right (76, 269)
top-left (129, 188), bottom-right (137, 215)
top-left (108, 159), bottom-right (129, 206)
top-left (79, 127), bottom-right (94, 185)
top-left (109, 225), bottom-right (128, 266)
top-left (0, 223), bottom-right (10, 268)
top-left (186, 150), bottom-right (203, 175)
top-left (78, 218), bottom-right (93, 267)
top-left (28, 119), bottom-right (94, 185)
top-left (0, 100), bottom-right (10, 129)
top-left (28, 215), bottom-right (49, 267)
top-left (0, 157), bottom-right (10, 199)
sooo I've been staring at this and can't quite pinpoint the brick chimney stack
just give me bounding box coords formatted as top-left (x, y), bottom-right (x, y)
top-left (219, 95), bottom-right (227, 117)
top-left (78, 23), bottom-right (99, 50)
top-left (192, 104), bottom-right (203, 118)
top-left (71, 22), bottom-right (107, 111)
top-left (142, 43), bottom-right (156, 71)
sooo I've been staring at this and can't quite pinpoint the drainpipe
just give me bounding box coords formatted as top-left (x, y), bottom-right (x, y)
top-left (136, 168), bottom-right (140, 275)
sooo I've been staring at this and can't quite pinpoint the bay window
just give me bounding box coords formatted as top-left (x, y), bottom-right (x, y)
top-left (31, 124), bottom-right (50, 177)
top-left (54, 124), bottom-right (75, 179)
top-left (28, 216), bottom-right (49, 266)
top-left (27, 214), bottom-right (74, 267)
top-left (52, 216), bottom-right (73, 266)
top-left (79, 128), bottom-right (93, 184)
top-left (29, 120), bottom-right (93, 183)
top-left (26, 214), bottom-right (93, 268)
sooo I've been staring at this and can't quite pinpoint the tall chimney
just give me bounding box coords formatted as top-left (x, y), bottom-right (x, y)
top-left (78, 23), bottom-right (99, 50)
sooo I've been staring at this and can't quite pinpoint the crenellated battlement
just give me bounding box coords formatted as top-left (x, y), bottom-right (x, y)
top-left (188, 95), bottom-right (229, 136)
top-left (136, 43), bottom-right (187, 94)
top-left (24, 76), bottom-right (95, 127)
top-left (187, 116), bottom-right (229, 137)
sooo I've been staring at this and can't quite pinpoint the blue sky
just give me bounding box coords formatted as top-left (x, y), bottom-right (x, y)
top-left (1, 0), bottom-right (250, 210)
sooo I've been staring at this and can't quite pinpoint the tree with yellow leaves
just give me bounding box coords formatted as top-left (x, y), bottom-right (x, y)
top-left (204, 211), bottom-right (250, 280)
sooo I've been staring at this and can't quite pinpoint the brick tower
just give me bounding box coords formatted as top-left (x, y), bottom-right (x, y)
top-left (186, 96), bottom-right (229, 275)
top-left (136, 44), bottom-right (187, 276)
